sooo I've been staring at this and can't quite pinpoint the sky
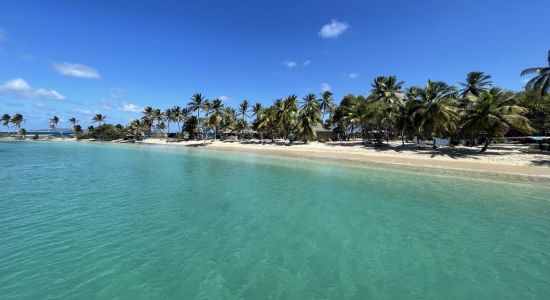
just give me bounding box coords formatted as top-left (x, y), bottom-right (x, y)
top-left (0, 0), bottom-right (548, 129)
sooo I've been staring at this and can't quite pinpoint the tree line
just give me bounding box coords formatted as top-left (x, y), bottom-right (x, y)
top-left (3, 51), bottom-right (550, 151)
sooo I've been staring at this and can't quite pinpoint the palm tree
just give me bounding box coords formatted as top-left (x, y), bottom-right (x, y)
top-left (413, 81), bottom-right (460, 145)
top-left (187, 93), bottom-right (206, 139)
top-left (239, 100), bottom-right (250, 121)
top-left (92, 114), bottom-right (106, 125)
top-left (49, 116), bottom-right (63, 139)
top-left (178, 107), bottom-right (190, 135)
top-left (521, 50), bottom-right (550, 96)
top-left (301, 94), bottom-right (320, 115)
top-left (459, 72), bottom-right (493, 98)
top-left (1, 113), bottom-right (12, 135)
top-left (251, 103), bottom-right (262, 119)
top-left (462, 88), bottom-right (534, 152)
top-left (319, 91), bottom-right (334, 124)
top-left (164, 108), bottom-right (175, 136)
top-left (371, 76), bottom-right (404, 109)
top-left (277, 95), bottom-right (299, 141)
top-left (68, 117), bottom-right (79, 134)
top-left (10, 114), bottom-right (24, 134)
top-left (73, 125), bottom-right (83, 134)
top-left (208, 99), bottom-right (225, 140)
top-left (19, 128), bottom-right (27, 138)
top-left (254, 106), bottom-right (277, 142)
top-left (128, 119), bottom-right (144, 141)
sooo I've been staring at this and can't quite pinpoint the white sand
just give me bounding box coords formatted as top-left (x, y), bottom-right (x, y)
top-left (137, 138), bottom-right (550, 177)
top-left (3, 136), bottom-right (549, 177)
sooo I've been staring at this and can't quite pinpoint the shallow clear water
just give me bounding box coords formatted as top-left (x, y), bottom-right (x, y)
top-left (1, 141), bottom-right (550, 299)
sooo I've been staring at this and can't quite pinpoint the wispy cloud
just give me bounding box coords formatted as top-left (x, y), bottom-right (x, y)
top-left (71, 108), bottom-right (93, 115)
top-left (219, 95), bottom-right (230, 101)
top-left (344, 72), bottom-right (359, 79)
top-left (318, 19), bottom-right (349, 39)
top-left (109, 88), bottom-right (125, 99)
top-left (118, 103), bottom-right (143, 113)
top-left (100, 99), bottom-right (116, 110)
top-left (321, 83), bottom-right (331, 92)
top-left (0, 78), bottom-right (66, 100)
top-left (100, 99), bottom-right (142, 113)
top-left (282, 60), bottom-right (297, 68)
top-left (303, 60), bottom-right (311, 66)
top-left (54, 62), bottom-right (101, 79)
top-left (0, 28), bottom-right (7, 42)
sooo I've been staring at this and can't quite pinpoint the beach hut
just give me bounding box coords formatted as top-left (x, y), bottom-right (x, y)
top-left (313, 126), bottom-right (336, 141)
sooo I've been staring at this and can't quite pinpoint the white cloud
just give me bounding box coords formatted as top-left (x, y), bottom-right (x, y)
top-left (118, 103), bottom-right (143, 113)
top-left (321, 83), bottom-right (331, 92)
top-left (0, 28), bottom-right (7, 42)
top-left (346, 72), bottom-right (359, 79)
top-left (71, 108), bottom-right (92, 115)
top-left (303, 60), bottom-right (311, 66)
top-left (282, 60), bottom-right (297, 68)
top-left (100, 99), bottom-right (116, 110)
top-left (219, 95), bottom-right (230, 101)
top-left (0, 78), bottom-right (66, 100)
top-left (100, 99), bottom-right (141, 113)
top-left (318, 19), bottom-right (349, 39)
top-left (54, 62), bottom-right (101, 79)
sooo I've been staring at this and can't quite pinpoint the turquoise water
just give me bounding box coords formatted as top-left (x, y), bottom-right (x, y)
top-left (1, 141), bottom-right (550, 299)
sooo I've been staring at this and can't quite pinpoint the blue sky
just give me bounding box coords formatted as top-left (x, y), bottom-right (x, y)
top-left (0, 0), bottom-right (548, 129)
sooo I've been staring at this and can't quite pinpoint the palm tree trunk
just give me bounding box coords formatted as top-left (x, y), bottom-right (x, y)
top-left (197, 110), bottom-right (200, 140)
top-left (481, 138), bottom-right (490, 152)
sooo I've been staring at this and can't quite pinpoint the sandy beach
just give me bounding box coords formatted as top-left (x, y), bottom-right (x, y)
top-left (134, 138), bottom-right (550, 177)
top-left (3, 137), bottom-right (549, 177)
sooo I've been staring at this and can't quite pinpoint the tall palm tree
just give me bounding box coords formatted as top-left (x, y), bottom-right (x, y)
top-left (68, 117), bottom-right (79, 134)
top-left (239, 100), bottom-right (250, 121)
top-left (319, 91), bottom-right (334, 124)
top-left (521, 50), bottom-right (550, 96)
top-left (208, 98), bottom-right (225, 140)
top-left (152, 108), bottom-right (164, 137)
top-left (298, 95), bottom-right (322, 143)
top-left (178, 107), bottom-right (190, 135)
top-left (277, 95), bottom-right (299, 141)
top-left (49, 116), bottom-right (63, 139)
top-left (187, 93), bottom-right (206, 139)
top-left (371, 76), bottom-right (404, 109)
top-left (164, 108), bottom-right (175, 136)
top-left (459, 72), bottom-right (493, 98)
top-left (462, 88), bottom-right (534, 152)
top-left (413, 81), bottom-right (460, 144)
top-left (10, 114), bottom-right (24, 135)
top-left (1, 113), bottom-right (11, 135)
top-left (128, 119), bottom-right (144, 141)
top-left (73, 125), bottom-right (83, 134)
top-left (301, 94), bottom-right (320, 116)
top-left (92, 114), bottom-right (106, 125)
top-left (254, 106), bottom-right (277, 142)
top-left (251, 102), bottom-right (262, 119)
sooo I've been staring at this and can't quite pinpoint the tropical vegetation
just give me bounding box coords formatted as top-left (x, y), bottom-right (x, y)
top-left (2, 51), bottom-right (550, 151)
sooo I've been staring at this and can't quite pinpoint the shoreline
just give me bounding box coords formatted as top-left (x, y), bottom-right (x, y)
top-left (4, 137), bottom-right (548, 179)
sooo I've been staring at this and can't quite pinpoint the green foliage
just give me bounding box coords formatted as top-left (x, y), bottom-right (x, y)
top-left (521, 50), bottom-right (550, 96)
top-left (184, 116), bottom-right (198, 139)
top-left (77, 124), bottom-right (125, 141)
top-left (516, 89), bottom-right (550, 135)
